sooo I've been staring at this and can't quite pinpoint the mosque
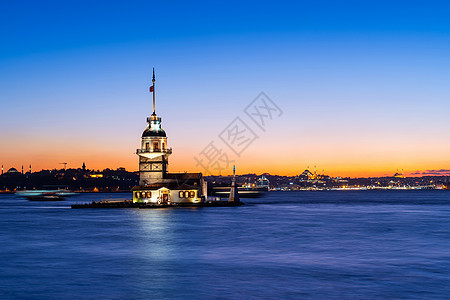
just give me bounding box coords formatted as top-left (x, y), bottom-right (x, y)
top-left (131, 70), bottom-right (206, 204)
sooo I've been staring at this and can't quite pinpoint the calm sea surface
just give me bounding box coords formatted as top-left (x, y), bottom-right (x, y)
top-left (1, 191), bottom-right (450, 299)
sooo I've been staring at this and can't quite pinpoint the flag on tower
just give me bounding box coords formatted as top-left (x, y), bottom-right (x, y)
top-left (150, 86), bottom-right (154, 92)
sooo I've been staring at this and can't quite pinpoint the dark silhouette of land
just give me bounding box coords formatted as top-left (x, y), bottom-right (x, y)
top-left (1, 167), bottom-right (449, 192)
top-left (0, 167), bottom-right (138, 192)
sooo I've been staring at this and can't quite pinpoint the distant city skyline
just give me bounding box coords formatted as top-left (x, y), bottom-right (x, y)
top-left (1, 1), bottom-right (450, 177)
top-left (1, 162), bottom-right (449, 179)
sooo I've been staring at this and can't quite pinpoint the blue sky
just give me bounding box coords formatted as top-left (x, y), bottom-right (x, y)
top-left (1, 0), bottom-right (450, 176)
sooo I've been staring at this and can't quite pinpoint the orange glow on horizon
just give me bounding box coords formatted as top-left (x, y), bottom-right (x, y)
top-left (1, 128), bottom-right (449, 178)
top-left (2, 153), bottom-right (447, 178)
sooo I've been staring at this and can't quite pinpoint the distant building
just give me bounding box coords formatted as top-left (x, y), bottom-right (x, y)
top-left (394, 171), bottom-right (404, 178)
top-left (300, 169), bottom-right (314, 180)
top-left (89, 174), bottom-right (103, 178)
top-left (7, 168), bottom-right (20, 174)
top-left (132, 70), bottom-right (204, 204)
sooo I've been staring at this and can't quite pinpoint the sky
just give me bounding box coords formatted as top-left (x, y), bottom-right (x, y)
top-left (1, 0), bottom-right (450, 177)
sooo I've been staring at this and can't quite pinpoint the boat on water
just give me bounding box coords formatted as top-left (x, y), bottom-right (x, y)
top-left (16, 190), bottom-right (77, 201)
top-left (212, 186), bottom-right (267, 198)
top-left (256, 175), bottom-right (270, 192)
top-left (212, 175), bottom-right (270, 198)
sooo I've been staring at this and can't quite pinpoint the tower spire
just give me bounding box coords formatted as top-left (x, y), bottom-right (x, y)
top-left (152, 68), bottom-right (156, 115)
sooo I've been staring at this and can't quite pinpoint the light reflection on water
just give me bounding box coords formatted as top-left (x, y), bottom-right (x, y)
top-left (0, 191), bottom-right (450, 299)
top-left (137, 209), bottom-right (176, 260)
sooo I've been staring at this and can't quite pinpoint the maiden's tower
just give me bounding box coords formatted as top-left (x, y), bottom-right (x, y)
top-left (132, 69), bottom-right (204, 204)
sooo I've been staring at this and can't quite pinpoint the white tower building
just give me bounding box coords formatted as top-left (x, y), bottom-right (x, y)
top-left (132, 69), bottom-right (203, 205)
top-left (137, 69), bottom-right (172, 186)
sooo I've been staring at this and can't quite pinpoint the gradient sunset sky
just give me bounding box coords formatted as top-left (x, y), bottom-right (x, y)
top-left (1, 1), bottom-right (450, 177)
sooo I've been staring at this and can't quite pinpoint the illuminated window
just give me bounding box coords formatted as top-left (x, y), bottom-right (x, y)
top-left (145, 143), bottom-right (149, 150)
top-left (177, 191), bottom-right (197, 198)
top-left (179, 191), bottom-right (195, 198)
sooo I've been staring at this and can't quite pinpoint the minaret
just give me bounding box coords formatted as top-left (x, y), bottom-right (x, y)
top-left (229, 165), bottom-right (240, 203)
top-left (137, 69), bottom-right (172, 186)
top-left (29, 165), bottom-right (31, 173)
top-left (1, 165), bottom-right (3, 175)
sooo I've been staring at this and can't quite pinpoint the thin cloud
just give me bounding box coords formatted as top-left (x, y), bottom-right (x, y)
top-left (421, 169), bottom-right (450, 175)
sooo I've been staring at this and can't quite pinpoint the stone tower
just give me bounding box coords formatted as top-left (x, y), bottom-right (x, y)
top-left (137, 69), bottom-right (172, 186)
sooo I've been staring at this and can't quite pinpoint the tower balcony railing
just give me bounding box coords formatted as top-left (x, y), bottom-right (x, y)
top-left (137, 148), bottom-right (172, 154)
top-left (147, 116), bottom-right (161, 123)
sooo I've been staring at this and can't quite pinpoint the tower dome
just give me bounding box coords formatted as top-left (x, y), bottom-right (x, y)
top-left (142, 128), bottom-right (166, 137)
top-left (142, 115), bottom-right (166, 137)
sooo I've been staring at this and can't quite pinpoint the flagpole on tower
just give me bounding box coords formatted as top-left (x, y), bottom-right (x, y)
top-left (152, 68), bottom-right (156, 115)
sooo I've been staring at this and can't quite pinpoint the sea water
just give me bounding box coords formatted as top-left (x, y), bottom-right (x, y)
top-left (1, 191), bottom-right (450, 299)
